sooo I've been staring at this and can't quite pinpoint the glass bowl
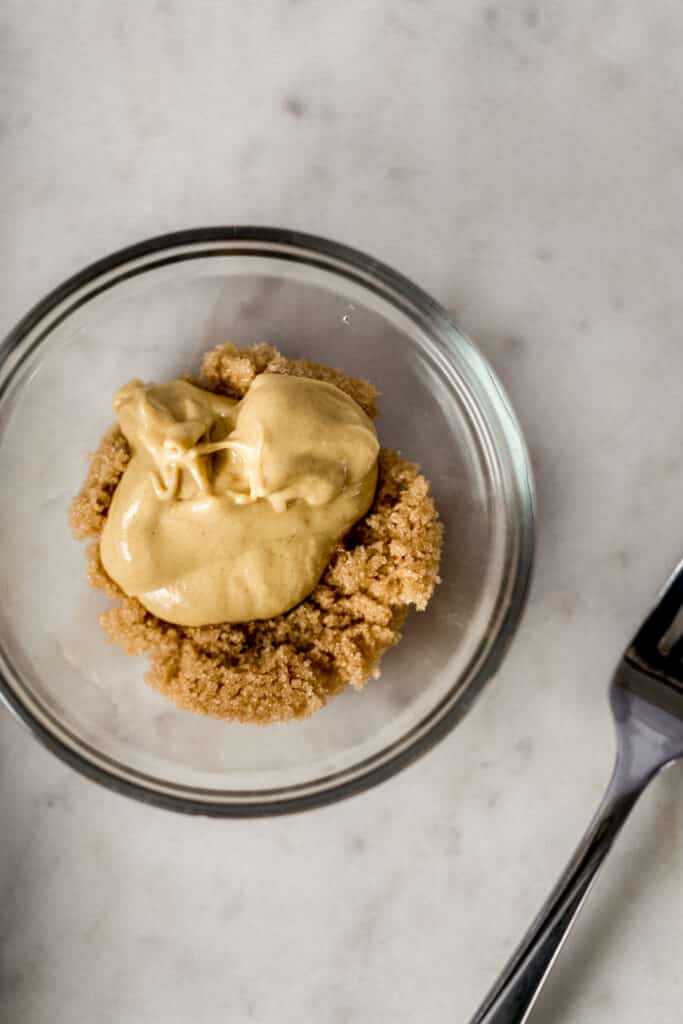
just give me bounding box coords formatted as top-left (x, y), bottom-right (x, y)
top-left (0, 228), bottom-right (534, 816)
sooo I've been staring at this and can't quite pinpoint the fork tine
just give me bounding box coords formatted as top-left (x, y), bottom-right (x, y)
top-left (631, 556), bottom-right (683, 661)
top-left (668, 632), bottom-right (683, 664)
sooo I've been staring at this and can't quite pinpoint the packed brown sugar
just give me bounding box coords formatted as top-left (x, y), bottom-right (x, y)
top-left (71, 343), bottom-right (443, 723)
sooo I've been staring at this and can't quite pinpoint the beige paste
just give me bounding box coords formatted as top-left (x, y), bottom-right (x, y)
top-left (100, 373), bottom-right (379, 626)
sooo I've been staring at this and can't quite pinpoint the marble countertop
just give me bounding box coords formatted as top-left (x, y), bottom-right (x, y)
top-left (3, 2), bottom-right (683, 1021)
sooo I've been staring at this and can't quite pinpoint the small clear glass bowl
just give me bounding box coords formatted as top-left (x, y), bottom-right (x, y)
top-left (0, 229), bottom-right (534, 816)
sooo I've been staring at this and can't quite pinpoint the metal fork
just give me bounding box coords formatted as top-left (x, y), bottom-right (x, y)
top-left (469, 557), bottom-right (683, 1023)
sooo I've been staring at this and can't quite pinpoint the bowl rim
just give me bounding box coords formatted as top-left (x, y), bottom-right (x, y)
top-left (0, 226), bottom-right (535, 817)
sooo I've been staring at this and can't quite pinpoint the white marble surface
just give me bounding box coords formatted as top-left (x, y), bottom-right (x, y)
top-left (2, 2), bottom-right (683, 1021)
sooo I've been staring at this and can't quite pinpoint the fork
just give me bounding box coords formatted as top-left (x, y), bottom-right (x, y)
top-left (469, 557), bottom-right (683, 1023)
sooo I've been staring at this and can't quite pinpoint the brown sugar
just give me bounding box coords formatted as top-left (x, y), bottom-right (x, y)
top-left (70, 343), bottom-right (443, 724)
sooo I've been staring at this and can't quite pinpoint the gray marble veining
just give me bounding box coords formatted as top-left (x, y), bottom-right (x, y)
top-left (2, 2), bottom-right (683, 1021)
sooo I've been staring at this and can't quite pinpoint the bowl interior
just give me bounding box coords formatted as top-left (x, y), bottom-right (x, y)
top-left (0, 237), bottom-right (531, 811)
